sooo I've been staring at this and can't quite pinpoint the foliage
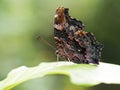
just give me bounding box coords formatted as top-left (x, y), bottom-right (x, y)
top-left (0, 62), bottom-right (120, 90)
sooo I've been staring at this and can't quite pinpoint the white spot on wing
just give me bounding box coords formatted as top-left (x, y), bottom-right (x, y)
top-left (54, 24), bottom-right (63, 30)
top-left (70, 26), bottom-right (75, 30)
top-left (54, 14), bottom-right (58, 18)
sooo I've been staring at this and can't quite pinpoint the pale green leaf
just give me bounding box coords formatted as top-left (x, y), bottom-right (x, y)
top-left (0, 62), bottom-right (120, 90)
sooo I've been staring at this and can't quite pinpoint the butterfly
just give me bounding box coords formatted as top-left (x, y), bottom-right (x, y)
top-left (54, 7), bottom-right (103, 64)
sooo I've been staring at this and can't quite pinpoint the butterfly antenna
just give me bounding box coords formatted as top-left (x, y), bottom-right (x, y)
top-left (37, 36), bottom-right (55, 50)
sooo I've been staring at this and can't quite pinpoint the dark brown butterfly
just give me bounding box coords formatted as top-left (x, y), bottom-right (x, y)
top-left (54, 7), bottom-right (103, 64)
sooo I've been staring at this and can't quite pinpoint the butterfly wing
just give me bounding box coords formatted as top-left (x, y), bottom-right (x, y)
top-left (54, 7), bottom-right (103, 64)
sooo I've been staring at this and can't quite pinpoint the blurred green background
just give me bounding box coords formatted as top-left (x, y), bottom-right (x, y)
top-left (0, 0), bottom-right (120, 90)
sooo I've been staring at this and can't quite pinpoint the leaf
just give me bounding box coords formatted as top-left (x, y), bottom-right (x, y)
top-left (0, 62), bottom-right (120, 90)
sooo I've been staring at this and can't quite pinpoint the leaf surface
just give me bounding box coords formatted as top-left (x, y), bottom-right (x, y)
top-left (0, 62), bottom-right (120, 90)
